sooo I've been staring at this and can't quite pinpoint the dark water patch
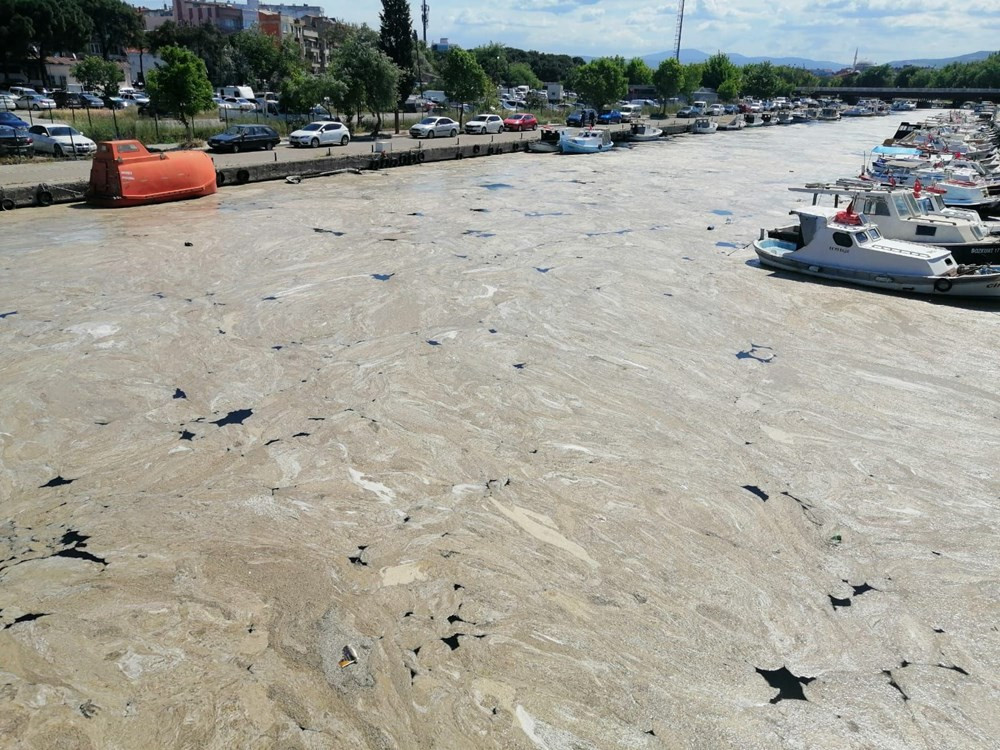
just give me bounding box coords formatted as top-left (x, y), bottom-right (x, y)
top-left (645, 729), bottom-right (656, 736)
top-left (264, 438), bottom-right (280, 446)
top-left (94, 420), bottom-right (108, 426)
top-left (711, 209), bottom-right (733, 216)
top-left (755, 666), bottom-right (814, 703)
top-left (271, 345), bottom-right (283, 350)
top-left (742, 485), bottom-right (768, 501)
top-left (480, 183), bottom-right (512, 191)
top-left (179, 430), bottom-right (195, 441)
top-left (454, 254), bottom-right (468, 259)
top-left (488, 328), bottom-right (497, 333)
top-left (524, 211), bottom-right (567, 217)
top-left (262, 295), bottom-right (278, 301)
top-left (938, 664), bottom-right (969, 675)
top-left (462, 230), bottom-right (495, 238)
top-left (829, 595), bottom-right (852, 610)
top-left (585, 229), bottom-right (632, 237)
top-left (441, 633), bottom-right (463, 650)
top-left (380, 238), bottom-right (399, 242)
top-left (313, 227), bottom-right (345, 236)
top-left (408, 211), bottom-right (424, 216)
top-left (883, 670), bottom-right (908, 701)
top-left (851, 583), bottom-right (876, 597)
top-left (3, 613), bottom-right (49, 629)
top-left (512, 363), bottom-right (526, 369)
top-left (55, 548), bottom-right (107, 566)
top-left (681, 256), bottom-right (694, 261)
top-left (218, 329), bottom-right (226, 335)
top-left (40, 476), bottom-right (75, 488)
top-left (933, 627), bottom-right (945, 633)
top-left (715, 241), bottom-right (740, 248)
top-left (348, 545), bottom-right (368, 567)
top-left (470, 207), bottom-right (489, 212)
top-left (535, 267), bottom-right (553, 273)
top-left (931, 550), bottom-right (942, 556)
top-left (900, 660), bottom-right (911, 668)
top-left (211, 409), bottom-right (253, 427)
top-left (0, 311), bottom-right (17, 319)
top-left (308, 417), bottom-right (325, 421)
top-left (152, 292), bottom-right (164, 299)
top-left (173, 388), bottom-right (187, 399)
top-left (447, 614), bottom-right (467, 625)
top-left (403, 611), bottom-right (413, 618)
top-left (372, 273), bottom-right (395, 281)
top-left (736, 344), bottom-right (775, 363)
top-left (427, 339), bottom-right (441, 346)
top-left (292, 432), bottom-right (310, 438)
top-left (453, 583), bottom-right (464, 591)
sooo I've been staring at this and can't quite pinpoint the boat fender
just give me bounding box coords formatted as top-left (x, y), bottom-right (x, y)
top-left (236, 168), bottom-right (250, 184)
top-left (369, 159), bottom-right (379, 171)
top-left (1, 197), bottom-right (14, 211)
top-left (473, 144), bottom-right (480, 154)
top-left (934, 278), bottom-right (952, 293)
top-left (417, 150), bottom-right (425, 163)
top-left (36, 188), bottom-right (53, 207)
top-left (216, 171), bottom-right (226, 186)
top-left (456, 151), bottom-right (463, 159)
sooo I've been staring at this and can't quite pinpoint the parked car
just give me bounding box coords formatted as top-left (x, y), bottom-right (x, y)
top-left (675, 106), bottom-right (696, 118)
top-left (223, 96), bottom-right (256, 111)
top-left (566, 108), bottom-right (597, 126)
top-left (0, 94), bottom-right (19, 111)
top-left (26, 123), bottom-right (96, 157)
top-left (288, 120), bottom-right (350, 147)
top-left (723, 104), bottom-right (739, 114)
top-left (103, 96), bottom-right (129, 109)
top-left (0, 111), bottom-right (29, 128)
top-left (707, 104), bottom-right (725, 116)
top-left (0, 124), bottom-right (33, 156)
top-left (597, 109), bottom-right (622, 124)
top-left (207, 124), bottom-right (280, 152)
top-left (408, 116), bottom-right (459, 139)
top-left (464, 114), bottom-right (503, 134)
top-left (119, 91), bottom-right (150, 105)
top-left (503, 113), bottom-right (538, 131)
top-left (19, 93), bottom-right (56, 110)
top-left (53, 91), bottom-right (101, 109)
top-left (618, 105), bottom-right (642, 122)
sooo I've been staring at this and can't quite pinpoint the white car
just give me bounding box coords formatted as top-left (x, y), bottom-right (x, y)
top-left (707, 104), bottom-right (725, 116)
top-left (0, 94), bottom-right (18, 111)
top-left (464, 114), bottom-right (503, 134)
top-left (20, 93), bottom-right (56, 110)
top-left (120, 91), bottom-right (149, 105)
top-left (27, 123), bottom-right (96, 157)
top-left (408, 116), bottom-right (459, 139)
top-left (288, 120), bottom-right (350, 147)
top-left (223, 96), bottom-right (255, 111)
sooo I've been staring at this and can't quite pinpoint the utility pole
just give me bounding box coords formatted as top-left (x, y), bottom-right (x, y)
top-left (421, 0), bottom-right (429, 45)
top-left (673, 0), bottom-right (685, 62)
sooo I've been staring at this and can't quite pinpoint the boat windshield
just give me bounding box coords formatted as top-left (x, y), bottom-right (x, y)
top-left (892, 193), bottom-right (912, 217)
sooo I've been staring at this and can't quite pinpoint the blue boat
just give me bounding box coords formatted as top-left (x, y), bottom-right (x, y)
top-left (559, 128), bottom-right (613, 154)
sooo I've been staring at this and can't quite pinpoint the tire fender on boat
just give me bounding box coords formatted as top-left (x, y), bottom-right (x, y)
top-left (417, 150), bottom-right (426, 163)
top-left (934, 278), bottom-right (953, 293)
top-left (0, 197), bottom-right (14, 211)
top-left (36, 187), bottom-right (53, 207)
top-left (473, 144), bottom-right (480, 154)
top-left (236, 168), bottom-right (250, 184)
top-left (216, 171), bottom-right (226, 186)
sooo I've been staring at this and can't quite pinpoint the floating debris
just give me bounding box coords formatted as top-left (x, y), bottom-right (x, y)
top-left (338, 645), bottom-right (358, 668)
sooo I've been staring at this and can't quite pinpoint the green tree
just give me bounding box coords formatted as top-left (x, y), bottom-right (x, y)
top-left (145, 45), bottom-right (215, 137)
top-left (19, 0), bottom-right (93, 86)
top-left (572, 57), bottom-right (627, 110)
top-left (507, 61), bottom-right (541, 88)
top-left (0, 0), bottom-right (35, 86)
top-left (148, 21), bottom-right (227, 85)
top-left (856, 64), bottom-right (894, 87)
top-left (742, 61), bottom-right (778, 98)
top-left (440, 47), bottom-right (490, 125)
top-left (333, 33), bottom-right (400, 134)
top-left (71, 55), bottom-right (123, 96)
top-left (716, 77), bottom-right (740, 102)
top-left (79, 0), bottom-right (143, 60)
top-left (680, 63), bottom-right (702, 101)
top-left (652, 57), bottom-right (684, 111)
top-left (625, 57), bottom-right (653, 85)
top-left (473, 41), bottom-right (507, 86)
top-left (379, 0), bottom-right (416, 108)
top-left (701, 52), bottom-right (738, 91)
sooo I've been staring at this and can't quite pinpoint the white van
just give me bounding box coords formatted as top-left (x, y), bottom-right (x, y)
top-left (619, 104), bottom-right (642, 122)
top-left (219, 85), bottom-right (255, 101)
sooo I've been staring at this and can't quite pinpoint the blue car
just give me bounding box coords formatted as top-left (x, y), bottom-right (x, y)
top-left (0, 111), bottom-right (29, 128)
top-left (566, 108), bottom-right (597, 127)
top-left (597, 109), bottom-right (622, 124)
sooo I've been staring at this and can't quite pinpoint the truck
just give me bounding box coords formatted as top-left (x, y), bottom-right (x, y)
top-left (218, 85), bottom-right (255, 101)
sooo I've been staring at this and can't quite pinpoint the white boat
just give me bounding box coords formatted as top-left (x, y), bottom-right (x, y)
top-left (753, 204), bottom-right (1000, 298)
top-left (559, 127), bottom-right (613, 154)
top-left (628, 123), bottom-right (663, 142)
top-left (690, 117), bottom-right (717, 134)
top-left (771, 180), bottom-right (1000, 265)
top-left (818, 107), bottom-right (841, 121)
top-left (776, 111), bottom-right (794, 125)
top-left (717, 115), bottom-right (745, 131)
top-left (742, 113), bottom-right (765, 128)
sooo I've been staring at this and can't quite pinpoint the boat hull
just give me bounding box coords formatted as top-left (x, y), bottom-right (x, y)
top-left (753, 240), bottom-right (1000, 298)
top-left (767, 227), bottom-right (1000, 266)
top-left (87, 140), bottom-right (218, 208)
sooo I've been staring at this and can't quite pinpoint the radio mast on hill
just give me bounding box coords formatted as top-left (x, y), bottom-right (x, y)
top-left (421, 0), bottom-right (429, 45)
top-left (673, 0), bottom-right (685, 61)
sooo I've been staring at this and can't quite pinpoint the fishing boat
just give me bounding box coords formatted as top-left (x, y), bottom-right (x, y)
top-left (717, 115), bottom-right (745, 131)
top-left (628, 123), bottom-right (664, 142)
top-left (87, 140), bottom-right (217, 208)
top-left (818, 107), bottom-right (841, 121)
top-left (770, 180), bottom-right (1000, 265)
top-left (776, 111), bottom-right (794, 125)
top-left (559, 127), bottom-right (613, 154)
top-left (690, 118), bottom-right (718, 134)
top-left (529, 124), bottom-right (569, 153)
top-left (752, 203), bottom-right (1000, 298)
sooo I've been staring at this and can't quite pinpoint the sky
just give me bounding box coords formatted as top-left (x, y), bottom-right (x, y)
top-left (312, 0), bottom-right (999, 64)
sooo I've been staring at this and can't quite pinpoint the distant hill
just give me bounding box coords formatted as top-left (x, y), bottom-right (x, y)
top-left (629, 48), bottom-right (995, 71)
top-left (886, 50), bottom-right (993, 68)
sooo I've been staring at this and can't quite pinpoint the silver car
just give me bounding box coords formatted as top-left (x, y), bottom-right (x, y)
top-left (409, 116), bottom-right (459, 139)
top-left (20, 93), bottom-right (56, 110)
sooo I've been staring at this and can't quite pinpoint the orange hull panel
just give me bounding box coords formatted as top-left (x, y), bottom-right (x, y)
top-left (87, 140), bottom-right (218, 208)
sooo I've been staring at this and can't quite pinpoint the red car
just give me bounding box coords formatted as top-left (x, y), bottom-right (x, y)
top-left (503, 113), bottom-right (538, 131)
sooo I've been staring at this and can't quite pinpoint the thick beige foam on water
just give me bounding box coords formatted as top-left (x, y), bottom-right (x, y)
top-left (1, 115), bottom-right (999, 749)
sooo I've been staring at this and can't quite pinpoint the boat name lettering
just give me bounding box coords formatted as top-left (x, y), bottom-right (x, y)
top-left (987, 282), bottom-right (1000, 288)
top-left (828, 245), bottom-right (850, 254)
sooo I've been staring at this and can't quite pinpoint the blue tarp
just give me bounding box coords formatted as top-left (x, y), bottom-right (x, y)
top-left (871, 145), bottom-right (922, 156)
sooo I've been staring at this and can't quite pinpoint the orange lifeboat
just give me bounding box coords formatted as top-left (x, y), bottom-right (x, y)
top-left (87, 140), bottom-right (218, 208)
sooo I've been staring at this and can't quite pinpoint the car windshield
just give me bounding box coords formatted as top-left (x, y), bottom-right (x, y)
top-left (419, 118), bottom-right (437, 125)
top-left (510, 115), bottom-right (525, 120)
top-left (49, 127), bottom-right (80, 137)
top-left (224, 127), bottom-right (245, 135)
top-left (470, 116), bottom-right (486, 122)
top-left (301, 123), bottom-right (322, 131)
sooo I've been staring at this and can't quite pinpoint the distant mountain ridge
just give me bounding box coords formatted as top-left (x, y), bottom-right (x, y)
top-left (628, 48), bottom-right (994, 71)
